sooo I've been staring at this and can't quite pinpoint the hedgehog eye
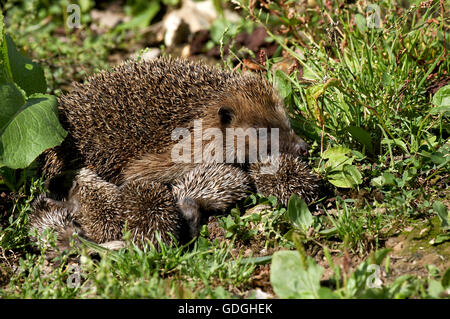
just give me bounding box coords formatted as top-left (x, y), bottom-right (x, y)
top-left (218, 106), bottom-right (234, 126)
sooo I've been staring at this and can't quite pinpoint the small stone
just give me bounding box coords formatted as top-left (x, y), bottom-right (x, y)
top-left (181, 45), bottom-right (191, 58)
top-left (129, 48), bottom-right (161, 62)
top-left (393, 242), bottom-right (404, 252)
top-left (163, 12), bottom-right (190, 47)
top-left (253, 288), bottom-right (272, 299)
top-left (140, 48), bottom-right (161, 61)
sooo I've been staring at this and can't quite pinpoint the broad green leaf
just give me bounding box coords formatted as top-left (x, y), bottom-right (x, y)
top-left (322, 146), bottom-right (352, 159)
top-left (441, 268), bottom-right (450, 288)
top-left (0, 82), bottom-right (26, 129)
top-left (275, 69), bottom-right (292, 99)
top-left (431, 85), bottom-right (450, 115)
top-left (382, 172), bottom-right (396, 185)
top-left (433, 201), bottom-right (449, 231)
top-left (0, 11), bottom-right (12, 83)
top-left (287, 194), bottom-right (312, 231)
top-left (6, 35), bottom-right (47, 96)
top-left (322, 146), bottom-right (353, 171)
top-left (327, 173), bottom-right (352, 188)
top-left (434, 233), bottom-right (450, 245)
top-left (343, 164), bottom-right (363, 185)
top-left (430, 152), bottom-right (446, 165)
top-left (372, 171), bottom-right (396, 187)
top-left (327, 164), bottom-right (362, 188)
top-left (270, 250), bottom-right (325, 298)
top-left (0, 93), bottom-right (67, 169)
top-left (355, 14), bottom-right (367, 34)
top-left (347, 126), bottom-right (374, 154)
top-left (427, 280), bottom-right (444, 298)
top-left (323, 147), bottom-right (362, 188)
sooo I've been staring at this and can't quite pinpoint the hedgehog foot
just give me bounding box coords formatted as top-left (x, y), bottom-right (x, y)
top-left (29, 195), bottom-right (84, 259)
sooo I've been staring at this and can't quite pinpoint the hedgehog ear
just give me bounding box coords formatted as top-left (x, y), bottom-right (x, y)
top-left (218, 106), bottom-right (234, 126)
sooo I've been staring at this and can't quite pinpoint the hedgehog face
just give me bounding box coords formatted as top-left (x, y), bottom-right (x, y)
top-left (210, 75), bottom-right (309, 164)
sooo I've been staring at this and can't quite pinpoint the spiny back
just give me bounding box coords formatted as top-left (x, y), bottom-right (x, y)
top-left (58, 58), bottom-right (245, 182)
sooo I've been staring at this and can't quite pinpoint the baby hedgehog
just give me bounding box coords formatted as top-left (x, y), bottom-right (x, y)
top-left (29, 196), bottom-right (81, 259)
top-left (30, 153), bottom-right (320, 255)
top-left (249, 153), bottom-right (320, 206)
top-left (30, 163), bottom-right (253, 254)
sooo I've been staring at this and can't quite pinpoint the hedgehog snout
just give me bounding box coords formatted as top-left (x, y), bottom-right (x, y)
top-left (293, 137), bottom-right (309, 157)
top-left (281, 131), bottom-right (309, 157)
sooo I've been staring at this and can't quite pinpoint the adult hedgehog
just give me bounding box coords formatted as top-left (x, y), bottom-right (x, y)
top-left (32, 57), bottom-right (320, 255)
top-left (42, 57), bottom-right (308, 186)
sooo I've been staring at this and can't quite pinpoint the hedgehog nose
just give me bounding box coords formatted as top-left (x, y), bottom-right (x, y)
top-left (295, 139), bottom-right (309, 157)
top-left (280, 132), bottom-right (309, 157)
top-left (289, 132), bottom-right (309, 157)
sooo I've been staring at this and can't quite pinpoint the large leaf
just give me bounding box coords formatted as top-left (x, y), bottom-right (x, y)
top-left (6, 35), bottom-right (47, 96)
top-left (322, 146), bottom-right (353, 170)
top-left (270, 251), bottom-right (320, 298)
top-left (328, 164), bottom-right (363, 188)
top-left (270, 250), bottom-right (335, 298)
top-left (0, 89), bottom-right (67, 169)
top-left (431, 85), bottom-right (450, 115)
top-left (355, 14), bottom-right (367, 34)
top-left (287, 194), bottom-right (312, 231)
top-left (433, 201), bottom-right (449, 231)
top-left (275, 69), bottom-right (292, 99)
top-left (0, 82), bottom-right (25, 128)
top-left (322, 146), bottom-right (362, 188)
top-left (0, 12), bottom-right (12, 83)
top-left (327, 165), bottom-right (362, 188)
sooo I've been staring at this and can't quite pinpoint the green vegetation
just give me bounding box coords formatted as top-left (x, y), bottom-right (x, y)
top-left (0, 0), bottom-right (449, 298)
top-left (0, 13), bottom-right (66, 173)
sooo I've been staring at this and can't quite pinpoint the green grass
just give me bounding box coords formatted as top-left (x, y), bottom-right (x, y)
top-left (1, 0), bottom-right (449, 298)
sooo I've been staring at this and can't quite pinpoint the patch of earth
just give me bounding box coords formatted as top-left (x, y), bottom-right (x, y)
top-left (384, 216), bottom-right (449, 283)
top-left (208, 209), bottom-right (449, 295)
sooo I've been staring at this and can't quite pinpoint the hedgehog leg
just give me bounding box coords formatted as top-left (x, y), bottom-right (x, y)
top-left (68, 168), bottom-right (125, 244)
top-left (29, 195), bottom-right (83, 259)
top-left (119, 179), bottom-right (183, 248)
top-left (172, 163), bottom-right (253, 238)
